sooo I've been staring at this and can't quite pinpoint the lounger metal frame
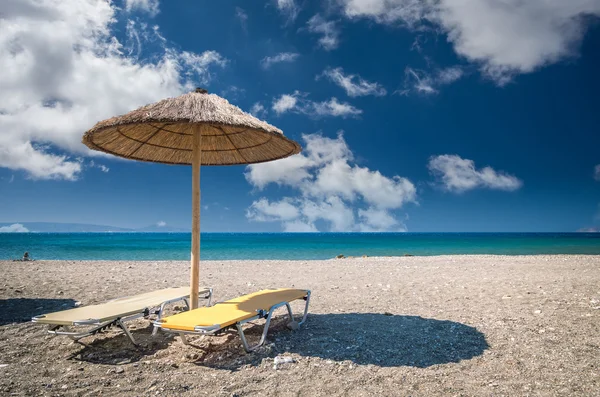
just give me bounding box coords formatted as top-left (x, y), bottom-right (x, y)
top-left (32, 289), bottom-right (213, 345)
top-left (156, 290), bottom-right (311, 352)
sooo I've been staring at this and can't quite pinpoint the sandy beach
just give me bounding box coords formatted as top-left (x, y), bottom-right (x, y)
top-left (0, 255), bottom-right (599, 396)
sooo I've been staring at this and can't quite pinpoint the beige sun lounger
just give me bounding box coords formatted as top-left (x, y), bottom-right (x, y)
top-left (154, 288), bottom-right (310, 352)
top-left (32, 286), bottom-right (212, 344)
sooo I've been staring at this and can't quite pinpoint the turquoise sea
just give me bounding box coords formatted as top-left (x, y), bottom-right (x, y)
top-left (1, 233), bottom-right (599, 260)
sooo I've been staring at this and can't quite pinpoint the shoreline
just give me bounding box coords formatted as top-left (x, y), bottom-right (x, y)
top-left (5, 253), bottom-right (600, 262)
top-left (1, 255), bottom-right (599, 396)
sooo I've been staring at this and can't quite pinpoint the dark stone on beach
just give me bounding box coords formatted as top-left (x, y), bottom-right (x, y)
top-left (336, 254), bottom-right (345, 259)
top-left (403, 254), bottom-right (414, 257)
top-left (384, 312), bottom-right (393, 316)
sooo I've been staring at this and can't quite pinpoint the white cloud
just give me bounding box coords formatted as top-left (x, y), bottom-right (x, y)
top-left (156, 221), bottom-right (166, 227)
top-left (275, 0), bottom-right (300, 23)
top-left (272, 94), bottom-right (299, 114)
top-left (340, 0), bottom-right (425, 25)
top-left (307, 14), bottom-right (340, 51)
top-left (261, 52), bottom-right (300, 69)
top-left (235, 7), bottom-right (248, 31)
top-left (220, 85), bottom-right (245, 101)
top-left (337, 0), bottom-right (600, 84)
top-left (577, 227), bottom-right (599, 233)
top-left (594, 164), bottom-right (600, 181)
top-left (0, 0), bottom-right (226, 181)
top-left (246, 133), bottom-right (416, 232)
top-left (124, 0), bottom-right (160, 17)
top-left (428, 154), bottom-right (523, 193)
top-left (178, 50), bottom-right (227, 79)
top-left (358, 208), bottom-right (405, 232)
top-left (311, 98), bottom-right (362, 117)
top-left (247, 198), bottom-right (300, 222)
top-left (0, 223), bottom-right (29, 233)
top-left (245, 153), bottom-right (313, 190)
top-left (399, 66), bottom-right (464, 96)
top-left (282, 220), bottom-right (319, 233)
top-left (272, 92), bottom-right (362, 118)
top-left (89, 160), bottom-right (109, 173)
top-left (320, 67), bottom-right (387, 97)
top-left (250, 102), bottom-right (268, 118)
top-left (437, 66), bottom-right (464, 84)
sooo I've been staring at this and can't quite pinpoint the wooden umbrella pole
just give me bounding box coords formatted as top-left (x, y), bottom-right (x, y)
top-left (190, 127), bottom-right (202, 309)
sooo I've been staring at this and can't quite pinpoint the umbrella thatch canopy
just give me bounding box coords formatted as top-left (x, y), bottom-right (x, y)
top-left (83, 88), bottom-right (300, 165)
top-left (83, 88), bottom-right (300, 308)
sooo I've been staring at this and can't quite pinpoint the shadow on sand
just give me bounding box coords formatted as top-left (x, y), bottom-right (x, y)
top-left (0, 298), bottom-right (77, 326)
top-left (13, 310), bottom-right (488, 368)
top-left (191, 312), bottom-right (489, 369)
top-left (66, 324), bottom-right (177, 365)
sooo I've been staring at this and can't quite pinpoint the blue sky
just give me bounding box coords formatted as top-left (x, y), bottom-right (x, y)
top-left (1, 0), bottom-right (600, 232)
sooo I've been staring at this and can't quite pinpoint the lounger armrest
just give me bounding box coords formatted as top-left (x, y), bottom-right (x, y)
top-left (194, 324), bottom-right (221, 334)
top-left (152, 319), bottom-right (166, 328)
top-left (73, 319), bottom-right (102, 325)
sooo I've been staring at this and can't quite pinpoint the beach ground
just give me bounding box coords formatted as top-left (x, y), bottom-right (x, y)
top-left (0, 255), bottom-right (599, 396)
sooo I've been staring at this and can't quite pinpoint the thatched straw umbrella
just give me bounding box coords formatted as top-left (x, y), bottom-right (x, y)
top-left (82, 88), bottom-right (300, 308)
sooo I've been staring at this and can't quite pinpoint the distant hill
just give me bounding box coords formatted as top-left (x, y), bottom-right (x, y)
top-left (0, 222), bottom-right (189, 233)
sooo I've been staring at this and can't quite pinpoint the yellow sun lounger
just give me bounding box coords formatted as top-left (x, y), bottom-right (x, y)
top-left (154, 288), bottom-right (311, 352)
top-left (32, 286), bottom-right (212, 345)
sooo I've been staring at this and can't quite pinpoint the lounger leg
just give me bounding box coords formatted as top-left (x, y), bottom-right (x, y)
top-left (205, 288), bottom-right (213, 307)
top-left (236, 307), bottom-right (280, 353)
top-left (236, 323), bottom-right (253, 352)
top-left (285, 303), bottom-right (294, 322)
top-left (179, 333), bottom-right (189, 345)
top-left (117, 319), bottom-right (137, 345)
top-left (183, 298), bottom-right (190, 310)
top-left (151, 301), bottom-right (170, 336)
top-left (299, 292), bottom-right (311, 326)
top-left (60, 326), bottom-right (82, 342)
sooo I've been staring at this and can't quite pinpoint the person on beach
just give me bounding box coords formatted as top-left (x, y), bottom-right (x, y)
top-left (22, 252), bottom-right (30, 261)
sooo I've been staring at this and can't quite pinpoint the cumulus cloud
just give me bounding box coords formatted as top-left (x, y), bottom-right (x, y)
top-left (337, 0), bottom-right (600, 84)
top-left (320, 67), bottom-right (387, 97)
top-left (0, 223), bottom-right (29, 233)
top-left (246, 133), bottom-right (416, 232)
top-left (398, 66), bottom-right (464, 95)
top-left (275, 0), bottom-right (300, 23)
top-left (156, 221), bottom-right (166, 227)
top-left (272, 94), bottom-right (299, 114)
top-left (125, 0), bottom-right (160, 17)
top-left (307, 14), bottom-right (340, 51)
top-left (272, 92), bottom-right (362, 118)
top-left (0, 0), bottom-right (226, 181)
top-left (311, 98), bottom-right (362, 117)
top-left (250, 102), bottom-right (268, 119)
top-left (260, 52), bottom-right (300, 69)
top-left (428, 154), bottom-right (523, 193)
top-left (594, 164), bottom-right (600, 181)
top-left (246, 198), bottom-right (300, 222)
top-left (282, 219), bottom-right (319, 233)
top-left (358, 208), bottom-right (404, 232)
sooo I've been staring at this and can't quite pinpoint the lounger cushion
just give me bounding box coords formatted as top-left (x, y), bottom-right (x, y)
top-left (159, 288), bottom-right (308, 332)
top-left (33, 287), bottom-right (208, 326)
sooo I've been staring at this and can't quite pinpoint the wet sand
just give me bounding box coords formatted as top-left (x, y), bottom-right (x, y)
top-left (0, 255), bottom-right (599, 396)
